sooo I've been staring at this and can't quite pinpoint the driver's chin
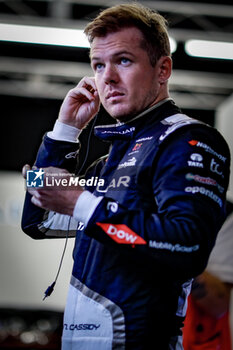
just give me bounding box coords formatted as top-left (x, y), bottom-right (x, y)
top-left (106, 105), bottom-right (136, 122)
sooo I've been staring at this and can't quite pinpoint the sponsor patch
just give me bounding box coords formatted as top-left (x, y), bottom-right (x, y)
top-left (187, 161), bottom-right (203, 168)
top-left (132, 143), bottom-right (142, 151)
top-left (149, 240), bottom-right (199, 253)
top-left (210, 158), bottom-right (224, 178)
top-left (117, 157), bottom-right (137, 170)
top-left (185, 173), bottom-right (224, 193)
top-left (186, 173), bottom-right (216, 185)
top-left (106, 201), bottom-right (118, 213)
top-left (136, 136), bottom-right (153, 142)
top-left (96, 223), bottom-right (146, 245)
top-left (185, 186), bottom-right (222, 207)
top-left (189, 140), bottom-right (226, 163)
top-left (101, 127), bottom-right (135, 135)
top-left (190, 153), bottom-right (203, 162)
top-left (187, 153), bottom-right (204, 168)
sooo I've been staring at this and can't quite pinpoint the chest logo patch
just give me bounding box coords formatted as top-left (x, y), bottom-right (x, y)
top-left (132, 143), bottom-right (143, 151)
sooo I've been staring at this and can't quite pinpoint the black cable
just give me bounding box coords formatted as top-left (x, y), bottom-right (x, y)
top-left (43, 216), bottom-right (71, 300)
top-left (43, 113), bottom-right (98, 300)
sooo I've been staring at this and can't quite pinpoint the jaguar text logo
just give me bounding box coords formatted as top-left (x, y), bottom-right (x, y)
top-left (96, 223), bottom-right (146, 245)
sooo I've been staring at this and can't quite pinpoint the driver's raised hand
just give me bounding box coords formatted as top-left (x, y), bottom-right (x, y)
top-left (58, 76), bottom-right (100, 130)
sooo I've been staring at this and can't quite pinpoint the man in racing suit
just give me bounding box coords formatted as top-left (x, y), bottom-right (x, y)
top-left (21, 3), bottom-right (230, 350)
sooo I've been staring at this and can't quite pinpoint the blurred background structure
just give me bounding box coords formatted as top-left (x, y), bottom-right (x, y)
top-left (0, 0), bottom-right (233, 348)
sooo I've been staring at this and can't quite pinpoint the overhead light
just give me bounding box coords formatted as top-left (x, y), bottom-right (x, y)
top-left (0, 23), bottom-right (90, 48)
top-left (0, 23), bottom-right (177, 53)
top-left (185, 39), bottom-right (233, 60)
top-left (169, 37), bottom-right (177, 54)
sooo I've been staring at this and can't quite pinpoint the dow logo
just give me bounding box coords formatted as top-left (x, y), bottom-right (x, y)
top-left (96, 222), bottom-right (147, 245)
top-left (26, 169), bottom-right (44, 188)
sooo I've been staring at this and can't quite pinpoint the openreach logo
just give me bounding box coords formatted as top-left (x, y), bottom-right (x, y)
top-left (26, 169), bottom-right (44, 188)
top-left (26, 168), bottom-right (105, 189)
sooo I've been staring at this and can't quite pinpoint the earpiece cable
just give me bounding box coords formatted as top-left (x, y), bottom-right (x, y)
top-left (43, 113), bottom-right (98, 300)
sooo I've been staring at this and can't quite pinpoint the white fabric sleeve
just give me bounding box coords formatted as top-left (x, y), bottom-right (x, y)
top-left (47, 120), bottom-right (81, 142)
top-left (207, 212), bottom-right (233, 283)
top-left (38, 211), bottom-right (79, 237)
top-left (73, 191), bottom-right (103, 226)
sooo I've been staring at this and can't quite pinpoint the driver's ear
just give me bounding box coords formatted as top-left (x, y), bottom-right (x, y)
top-left (158, 56), bottom-right (172, 84)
